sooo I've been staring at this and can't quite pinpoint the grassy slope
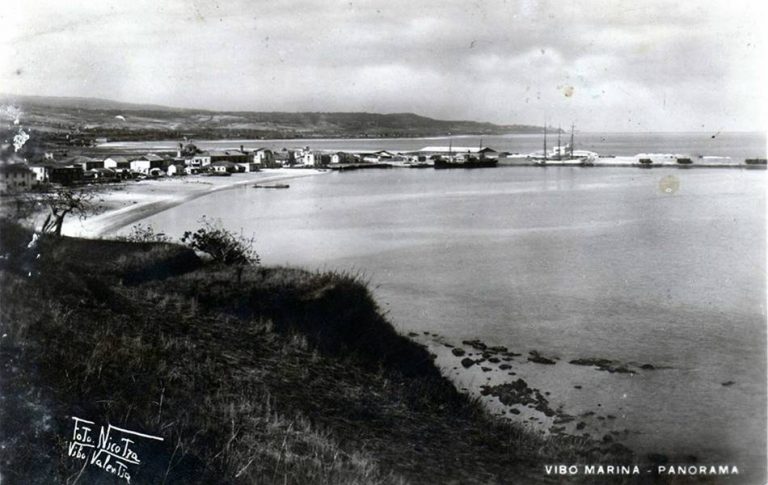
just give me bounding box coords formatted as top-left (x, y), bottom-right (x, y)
top-left (0, 221), bottom-right (643, 484)
top-left (1, 94), bottom-right (546, 140)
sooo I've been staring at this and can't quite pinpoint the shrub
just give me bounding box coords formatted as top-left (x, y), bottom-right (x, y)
top-left (182, 216), bottom-right (259, 266)
top-left (118, 223), bottom-right (171, 243)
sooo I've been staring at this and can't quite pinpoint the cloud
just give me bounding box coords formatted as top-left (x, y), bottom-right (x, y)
top-left (1, 0), bottom-right (765, 131)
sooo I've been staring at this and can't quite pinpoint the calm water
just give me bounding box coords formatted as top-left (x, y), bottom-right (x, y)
top-left (100, 131), bottom-right (767, 160)
top-left (133, 166), bottom-right (766, 480)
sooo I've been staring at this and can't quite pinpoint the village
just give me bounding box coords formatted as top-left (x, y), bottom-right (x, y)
top-left (1, 139), bottom-right (765, 194)
top-left (0, 142), bottom-right (499, 192)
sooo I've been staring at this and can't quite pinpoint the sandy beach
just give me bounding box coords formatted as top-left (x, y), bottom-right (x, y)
top-left (60, 168), bottom-right (325, 238)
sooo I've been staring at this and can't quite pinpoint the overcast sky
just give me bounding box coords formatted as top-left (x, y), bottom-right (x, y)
top-left (1, 0), bottom-right (765, 131)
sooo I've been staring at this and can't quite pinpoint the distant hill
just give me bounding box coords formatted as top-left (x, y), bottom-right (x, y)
top-left (0, 94), bottom-right (549, 142)
top-left (0, 94), bottom-right (188, 112)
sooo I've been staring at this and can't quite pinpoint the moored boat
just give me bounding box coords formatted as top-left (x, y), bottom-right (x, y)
top-left (433, 157), bottom-right (498, 169)
top-left (254, 183), bottom-right (290, 189)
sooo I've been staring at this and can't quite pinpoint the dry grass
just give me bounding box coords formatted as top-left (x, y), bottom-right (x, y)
top-left (0, 219), bottom-right (645, 484)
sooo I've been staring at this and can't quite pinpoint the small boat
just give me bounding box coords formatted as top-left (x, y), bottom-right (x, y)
top-left (254, 183), bottom-right (290, 189)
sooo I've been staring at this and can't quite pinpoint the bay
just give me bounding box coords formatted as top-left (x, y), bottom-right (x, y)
top-left (133, 162), bottom-right (766, 480)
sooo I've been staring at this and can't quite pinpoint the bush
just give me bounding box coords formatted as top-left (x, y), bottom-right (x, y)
top-left (182, 216), bottom-right (259, 266)
top-left (118, 223), bottom-right (171, 243)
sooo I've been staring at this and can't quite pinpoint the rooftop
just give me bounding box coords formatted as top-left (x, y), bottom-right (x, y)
top-left (0, 163), bottom-right (33, 173)
top-left (419, 146), bottom-right (496, 153)
top-left (105, 155), bottom-right (130, 163)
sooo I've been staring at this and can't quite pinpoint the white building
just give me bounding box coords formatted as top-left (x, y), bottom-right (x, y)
top-left (330, 152), bottom-right (359, 164)
top-left (167, 163), bottom-right (186, 176)
top-left (360, 150), bottom-right (396, 163)
top-left (210, 161), bottom-right (240, 173)
top-left (103, 156), bottom-right (131, 170)
top-left (29, 163), bottom-right (54, 183)
top-left (253, 148), bottom-right (276, 167)
top-left (130, 155), bottom-right (166, 175)
top-left (292, 147), bottom-right (321, 166)
top-left (189, 152), bottom-right (212, 167)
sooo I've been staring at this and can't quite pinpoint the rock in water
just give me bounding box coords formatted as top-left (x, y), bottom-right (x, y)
top-left (528, 355), bottom-right (556, 365)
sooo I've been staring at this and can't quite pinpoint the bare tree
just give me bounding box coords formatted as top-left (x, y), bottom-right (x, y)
top-left (38, 188), bottom-right (99, 236)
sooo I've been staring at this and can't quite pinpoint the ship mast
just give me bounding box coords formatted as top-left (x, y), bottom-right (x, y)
top-left (557, 125), bottom-right (562, 160)
top-left (570, 123), bottom-right (575, 159)
top-left (543, 123), bottom-right (548, 161)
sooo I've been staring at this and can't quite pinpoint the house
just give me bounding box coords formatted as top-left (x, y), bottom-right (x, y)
top-left (103, 155), bottom-right (131, 170)
top-left (253, 148), bottom-right (279, 168)
top-left (330, 152), bottom-right (360, 164)
top-left (0, 163), bottom-right (34, 193)
top-left (296, 149), bottom-right (329, 166)
top-left (361, 150), bottom-right (396, 163)
top-left (68, 156), bottom-right (104, 171)
top-left (273, 150), bottom-right (294, 167)
top-left (407, 154), bottom-right (428, 163)
top-left (209, 149), bottom-right (249, 164)
top-left (55, 167), bottom-right (84, 185)
top-left (167, 163), bottom-right (186, 176)
top-left (291, 147), bottom-right (322, 166)
top-left (188, 152), bottom-right (212, 168)
top-left (175, 142), bottom-right (212, 167)
top-left (210, 161), bottom-right (241, 174)
top-left (130, 154), bottom-right (167, 176)
top-left (88, 167), bottom-right (118, 182)
top-left (235, 161), bottom-right (260, 172)
top-left (103, 155), bottom-right (133, 178)
top-left (29, 161), bottom-right (59, 184)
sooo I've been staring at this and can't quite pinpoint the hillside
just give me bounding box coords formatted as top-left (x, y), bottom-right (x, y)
top-left (0, 220), bottom-right (643, 484)
top-left (0, 94), bottom-right (547, 142)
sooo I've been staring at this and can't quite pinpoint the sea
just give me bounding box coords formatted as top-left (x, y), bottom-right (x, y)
top-left (112, 132), bottom-right (767, 481)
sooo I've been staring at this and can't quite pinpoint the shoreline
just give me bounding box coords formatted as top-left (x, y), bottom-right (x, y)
top-left (0, 220), bottom-right (641, 484)
top-left (61, 168), bottom-right (326, 238)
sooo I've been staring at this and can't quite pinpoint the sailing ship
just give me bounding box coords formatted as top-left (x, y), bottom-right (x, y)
top-left (533, 124), bottom-right (597, 166)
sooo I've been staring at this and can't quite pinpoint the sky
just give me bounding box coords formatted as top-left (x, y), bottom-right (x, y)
top-left (1, 0), bottom-right (766, 132)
